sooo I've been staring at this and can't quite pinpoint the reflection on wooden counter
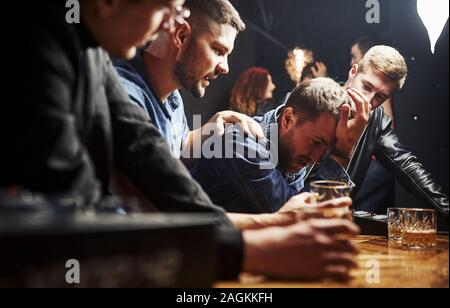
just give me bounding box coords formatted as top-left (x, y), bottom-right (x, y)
top-left (216, 235), bottom-right (449, 288)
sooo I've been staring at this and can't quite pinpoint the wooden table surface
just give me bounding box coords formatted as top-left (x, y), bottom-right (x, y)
top-left (216, 235), bottom-right (449, 288)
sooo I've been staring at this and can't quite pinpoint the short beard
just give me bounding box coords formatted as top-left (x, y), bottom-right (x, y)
top-left (277, 132), bottom-right (296, 172)
top-left (174, 43), bottom-right (204, 98)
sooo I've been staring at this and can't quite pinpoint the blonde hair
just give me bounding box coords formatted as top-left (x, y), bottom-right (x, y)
top-left (358, 45), bottom-right (408, 89)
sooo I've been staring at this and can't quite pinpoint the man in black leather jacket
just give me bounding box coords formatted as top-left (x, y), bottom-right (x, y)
top-left (306, 46), bottom-right (449, 219)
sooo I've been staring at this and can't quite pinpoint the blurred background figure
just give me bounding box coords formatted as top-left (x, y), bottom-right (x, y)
top-left (351, 36), bottom-right (377, 66)
top-left (300, 50), bottom-right (329, 82)
top-left (285, 48), bottom-right (328, 84)
top-left (285, 48), bottom-right (311, 85)
top-left (301, 60), bottom-right (328, 82)
top-left (229, 67), bottom-right (276, 117)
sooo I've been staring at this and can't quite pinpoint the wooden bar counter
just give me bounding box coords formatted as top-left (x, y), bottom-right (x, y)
top-left (216, 235), bottom-right (449, 288)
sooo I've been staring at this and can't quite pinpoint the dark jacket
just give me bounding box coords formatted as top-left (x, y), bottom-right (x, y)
top-left (309, 108), bottom-right (449, 217)
top-left (1, 2), bottom-right (242, 280)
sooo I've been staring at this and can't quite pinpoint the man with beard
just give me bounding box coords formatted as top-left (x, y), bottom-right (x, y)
top-left (114, 0), bottom-right (262, 161)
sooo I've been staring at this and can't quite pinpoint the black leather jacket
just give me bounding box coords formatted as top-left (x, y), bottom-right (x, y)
top-left (347, 108), bottom-right (449, 217)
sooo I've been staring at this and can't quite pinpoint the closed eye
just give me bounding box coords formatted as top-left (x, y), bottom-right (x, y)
top-left (311, 139), bottom-right (323, 147)
top-left (376, 94), bottom-right (388, 103)
top-left (363, 82), bottom-right (372, 92)
top-left (213, 47), bottom-right (225, 56)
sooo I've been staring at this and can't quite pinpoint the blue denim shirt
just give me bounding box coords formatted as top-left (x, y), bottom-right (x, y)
top-left (192, 106), bottom-right (306, 214)
top-left (113, 50), bottom-right (189, 158)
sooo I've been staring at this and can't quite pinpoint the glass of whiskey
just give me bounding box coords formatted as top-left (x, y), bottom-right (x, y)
top-left (401, 208), bottom-right (437, 249)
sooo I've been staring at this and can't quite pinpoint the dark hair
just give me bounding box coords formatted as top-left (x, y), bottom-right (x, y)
top-left (185, 0), bottom-right (246, 32)
top-left (301, 62), bottom-right (315, 82)
top-left (285, 78), bottom-right (352, 123)
top-left (352, 36), bottom-right (378, 55)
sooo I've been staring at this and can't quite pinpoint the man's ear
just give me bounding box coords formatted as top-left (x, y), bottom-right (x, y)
top-left (280, 107), bottom-right (297, 130)
top-left (174, 22), bottom-right (192, 49)
top-left (348, 63), bottom-right (358, 81)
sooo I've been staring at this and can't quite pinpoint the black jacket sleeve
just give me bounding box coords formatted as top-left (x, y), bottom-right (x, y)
top-left (375, 113), bottom-right (449, 216)
top-left (2, 11), bottom-right (101, 205)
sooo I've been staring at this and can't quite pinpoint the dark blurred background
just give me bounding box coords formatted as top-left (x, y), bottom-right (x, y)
top-left (181, 0), bottom-right (449, 207)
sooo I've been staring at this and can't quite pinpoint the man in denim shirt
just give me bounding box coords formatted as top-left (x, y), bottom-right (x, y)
top-left (193, 78), bottom-right (354, 213)
top-left (114, 49), bottom-right (190, 158)
top-left (113, 1), bottom-right (263, 161)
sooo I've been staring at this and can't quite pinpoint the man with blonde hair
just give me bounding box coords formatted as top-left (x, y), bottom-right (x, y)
top-left (306, 46), bottom-right (449, 220)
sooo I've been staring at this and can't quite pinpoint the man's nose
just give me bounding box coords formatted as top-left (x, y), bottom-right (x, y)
top-left (217, 60), bottom-right (229, 75)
